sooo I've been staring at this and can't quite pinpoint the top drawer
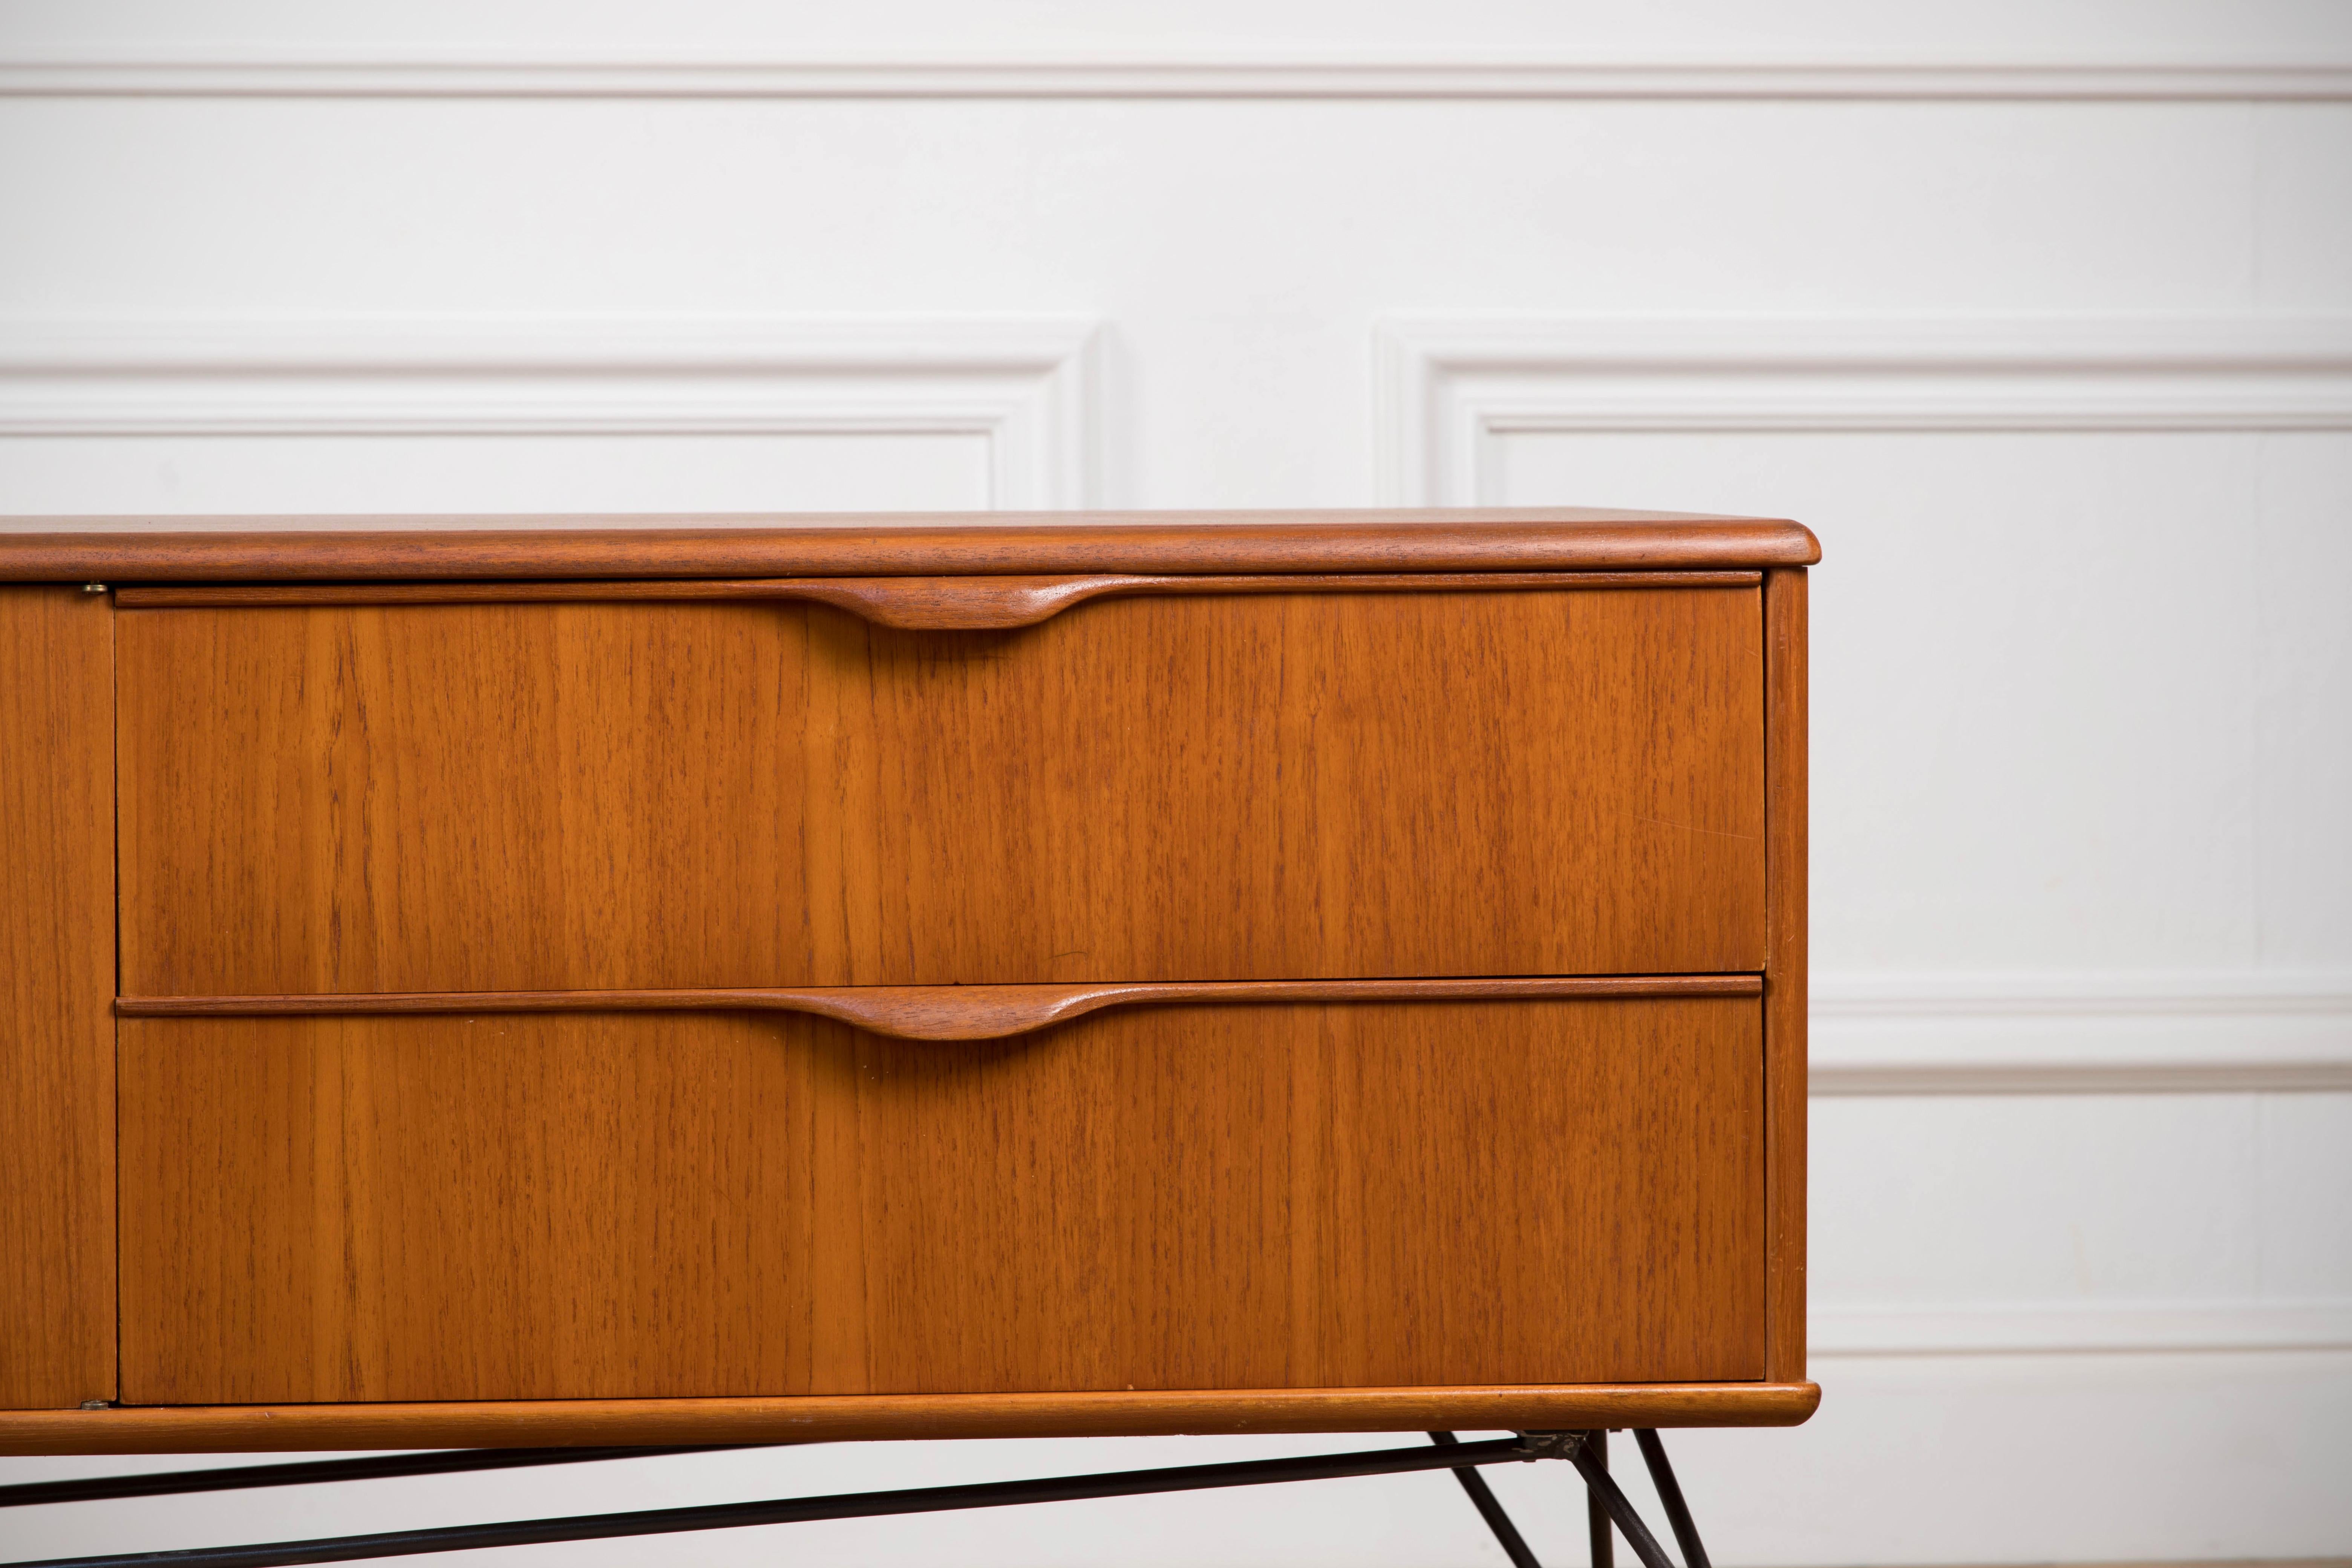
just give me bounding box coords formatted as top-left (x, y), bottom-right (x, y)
top-left (118, 581), bottom-right (1764, 995)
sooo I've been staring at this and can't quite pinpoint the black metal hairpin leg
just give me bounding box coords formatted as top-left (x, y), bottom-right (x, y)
top-left (1552, 1432), bottom-right (1682, 1568)
top-left (1431, 1429), bottom-right (1712, 1568)
top-left (1585, 1428), bottom-right (1613, 1566)
top-left (2, 1435), bottom-right (1553, 1568)
top-left (3, 1428), bottom-right (1714, 1568)
top-left (0, 1448), bottom-right (754, 1509)
top-left (1427, 1432), bottom-right (1543, 1568)
top-left (1633, 1429), bottom-right (1711, 1568)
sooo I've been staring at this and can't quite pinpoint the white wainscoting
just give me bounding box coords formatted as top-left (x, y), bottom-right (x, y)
top-left (0, 317), bottom-right (1100, 513)
top-left (2, 53), bottom-right (2350, 101)
top-left (1811, 1298), bottom-right (2352, 1357)
top-left (1374, 314), bottom-right (2352, 507)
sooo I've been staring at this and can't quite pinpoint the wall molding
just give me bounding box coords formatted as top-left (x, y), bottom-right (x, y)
top-left (0, 54), bottom-right (2347, 101)
top-left (1811, 1298), bottom-right (2352, 1357)
top-left (1374, 314), bottom-right (2352, 505)
top-left (0, 317), bottom-right (1103, 510)
top-left (1811, 972), bottom-right (2352, 1095)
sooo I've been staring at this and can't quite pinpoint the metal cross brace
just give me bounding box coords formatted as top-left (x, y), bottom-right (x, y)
top-left (2, 1427), bottom-right (1710, 1568)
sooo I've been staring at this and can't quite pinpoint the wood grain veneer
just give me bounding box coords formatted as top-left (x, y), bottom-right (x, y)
top-left (118, 974), bottom-right (1762, 1038)
top-left (112, 569), bottom-right (1759, 622)
top-left (1764, 567), bottom-right (1810, 1383)
top-left (118, 996), bottom-right (1763, 1405)
top-left (118, 586), bottom-right (1766, 995)
top-left (0, 587), bottom-right (114, 1409)
top-left (0, 510), bottom-right (1820, 582)
top-left (0, 1382), bottom-right (1823, 1455)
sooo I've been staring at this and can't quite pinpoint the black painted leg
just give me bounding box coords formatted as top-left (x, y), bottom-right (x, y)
top-left (1633, 1430), bottom-right (1710, 1568)
top-left (1427, 1432), bottom-right (1544, 1568)
top-left (1585, 1430), bottom-right (1612, 1567)
top-left (1559, 1432), bottom-right (1682, 1568)
top-left (0, 1436), bottom-right (1556, 1568)
top-left (0, 1449), bottom-right (752, 1509)
top-left (3, 1429), bottom-right (1723, 1568)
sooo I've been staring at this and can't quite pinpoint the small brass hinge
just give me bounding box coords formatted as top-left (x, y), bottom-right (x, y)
top-left (82, 583), bottom-right (107, 594)
top-left (78, 1399), bottom-right (113, 1410)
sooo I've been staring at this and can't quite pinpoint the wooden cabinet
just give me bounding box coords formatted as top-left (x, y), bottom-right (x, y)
top-left (0, 512), bottom-right (1818, 1453)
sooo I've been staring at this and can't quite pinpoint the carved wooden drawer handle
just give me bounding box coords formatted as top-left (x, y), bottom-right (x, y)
top-left (111, 570), bottom-right (1761, 628)
top-left (117, 975), bottom-right (1762, 1042)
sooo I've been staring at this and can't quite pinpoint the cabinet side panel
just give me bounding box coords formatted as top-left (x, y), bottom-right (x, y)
top-left (1763, 567), bottom-right (1808, 1383)
top-left (0, 587), bottom-right (115, 1408)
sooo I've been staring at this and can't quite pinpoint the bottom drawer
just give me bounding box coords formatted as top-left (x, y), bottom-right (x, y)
top-left (118, 996), bottom-right (1763, 1404)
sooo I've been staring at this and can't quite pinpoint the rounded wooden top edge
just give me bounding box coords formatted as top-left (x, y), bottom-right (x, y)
top-left (0, 1384), bottom-right (1821, 1453)
top-left (0, 510), bottom-right (1821, 580)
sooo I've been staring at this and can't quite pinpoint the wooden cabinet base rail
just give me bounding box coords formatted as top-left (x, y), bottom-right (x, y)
top-left (0, 1384), bottom-right (1820, 1455)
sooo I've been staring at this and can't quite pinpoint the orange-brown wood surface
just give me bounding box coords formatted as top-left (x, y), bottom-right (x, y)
top-left (0, 588), bottom-right (115, 1409)
top-left (112, 570), bottom-right (1761, 620)
top-left (116, 974), bottom-right (1762, 1036)
top-left (1764, 567), bottom-right (1810, 1382)
top-left (119, 1011), bottom-right (815, 1406)
top-left (849, 996), bottom-right (1762, 1396)
top-left (0, 1382), bottom-right (1822, 1455)
top-left (118, 996), bottom-right (1763, 1405)
top-left (118, 586), bottom-right (1766, 995)
top-left (0, 509), bottom-right (1821, 582)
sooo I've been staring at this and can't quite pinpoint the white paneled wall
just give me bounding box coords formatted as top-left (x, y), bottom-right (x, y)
top-left (0, 319), bottom-right (1099, 511)
top-left (3, 3), bottom-right (2349, 1563)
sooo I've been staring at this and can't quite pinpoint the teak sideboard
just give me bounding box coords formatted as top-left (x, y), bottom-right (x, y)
top-left (0, 510), bottom-right (1818, 1455)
